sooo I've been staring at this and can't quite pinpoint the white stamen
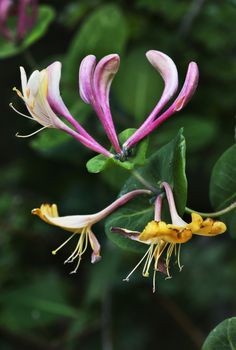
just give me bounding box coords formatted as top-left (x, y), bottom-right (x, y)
top-left (16, 125), bottom-right (49, 138)
top-left (123, 246), bottom-right (152, 282)
top-left (51, 232), bottom-right (77, 255)
top-left (9, 103), bottom-right (35, 120)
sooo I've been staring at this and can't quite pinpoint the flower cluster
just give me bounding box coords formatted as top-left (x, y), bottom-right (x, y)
top-left (0, 0), bottom-right (38, 42)
top-left (112, 182), bottom-right (226, 291)
top-left (12, 50), bottom-right (199, 160)
top-left (11, 49), bottom-right (229, 291)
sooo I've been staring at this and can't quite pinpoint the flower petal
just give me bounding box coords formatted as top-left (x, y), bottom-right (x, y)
top-left (79, 55), bottom-right (96, 104)
top-left (146, 50), bottom-right (178, 117)
top-left (172, 62), bottom-right (199, 112)
top-left (88, 230), bottom-right (101, 263)
top-left (32, 203), bottom-right (97, 232)
top-left (47, 61), bottom-right (71, 117)
top-left (93, 54), bottom-right (121, 153)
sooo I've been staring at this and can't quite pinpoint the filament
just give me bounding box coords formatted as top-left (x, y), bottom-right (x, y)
top-left (16, 125), bottom-right (49, 138)
top-left (51, 232), bottom-right (77, 255)
top-left (123, 247), bottom-right (152, 282)
top-left (9, 103), bottom-right (35, 120)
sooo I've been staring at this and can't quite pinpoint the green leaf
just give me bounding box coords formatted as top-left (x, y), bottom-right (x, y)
top-left (86, 128), bottom-right (149, 173)
top-left (105, 196), bottom-right (153, 254)
top-left (210, 144), bottom-right (236, 236)
top-left (113, 47), bottom-right (163, 123)
top-left (64, 4), bottom-right (128, 82)
top-left (105, 129), bottom-right (187, 252)
top-left (0, 5), bottom-right (55, 59)
top-left (0, 273), bottom-right (77, 332)
top-left (152, 114), bottom-right (219, 152)
top-left (22, 6), bottom-right (55, 48)
top-left (202, 317), bottom-right (236, 350)
top-left (123, 128), bottom-right (187, 214)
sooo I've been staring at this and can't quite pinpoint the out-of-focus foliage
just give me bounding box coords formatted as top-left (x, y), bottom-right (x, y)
top-left (0, 0), bottom-right (236, 349)
top-left (0, 5), bottom-right (55, 58)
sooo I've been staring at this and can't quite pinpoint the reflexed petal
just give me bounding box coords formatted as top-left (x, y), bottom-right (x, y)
top-left (32, 203), bottom-right (97, 232)
top-left (93, 54), bottom-right (120, 106)
top-left (88, 230), bottom-right (101, 263)
top-left (111, 226), bottom-right (141, 241)
top-left (47, 61), bottom-right (71, 117)
top-left (27, 70), bottom-right (41, 97)
top-left (20, 66), bottom-right (27, 96)
top-left (79, 55), bottom-right (96, 104)
top-left (146, 50), bottom-right (178, 115)
top-left (173, 62), bottom-right (199, 112)
top-left (193, 216), bottom-right (227, 236)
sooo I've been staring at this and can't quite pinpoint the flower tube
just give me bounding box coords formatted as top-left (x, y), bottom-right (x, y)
top-left (32, 189), bottom-right (151, 272)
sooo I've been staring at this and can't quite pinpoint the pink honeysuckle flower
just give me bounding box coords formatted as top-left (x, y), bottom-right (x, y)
top-left (0, 0), bottom-right (38, 42)
top-left (122, 50), bottom-right (199, 150)
top-left (32, 189), bottom-right (151, 273)
top-left (79, 54), bottom-right (122, 154)
top-left (11, 62), bottom-right (112, 157)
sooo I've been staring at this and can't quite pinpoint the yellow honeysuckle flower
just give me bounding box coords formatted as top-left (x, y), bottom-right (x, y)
top-left (32, 189), bottom-right (151, 273)
top-left (112, 182), bottom-right (226, 292)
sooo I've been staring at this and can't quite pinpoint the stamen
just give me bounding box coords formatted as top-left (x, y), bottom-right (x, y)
top-left (153, 269), bottom-right (157, 293)
top-left (51, 232), bottom-right (77, 255)
top-left (13, 87), bottom-right (23, 99)
top-left (142, 244), bottom-right (155, 277)
top-left (177, 244), bottom-right (183, 271)
top-left (123, 247), bottom-right (151, 282)
top-left (9, 103), bottom-right (35, 120)
top-left (165, 243), bottom-right (175, 279)
top-left (69, 232), bottom-right (89, 274)
top-left (16, 125), bottom-right (49, 138)
top-left (64, 231), bottom-right (85, 264)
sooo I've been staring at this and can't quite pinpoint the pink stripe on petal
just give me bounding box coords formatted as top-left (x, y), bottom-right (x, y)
top-left (79, 55), bottom-right (96, 104)
top-left (172, 62), bottom-right (199, 112)
top-left (47, 61), bottom-right (102, 146)
top-left (61, 123), bottom-right (113, 158)
top-left (93, 54), bottom-right (121, 153)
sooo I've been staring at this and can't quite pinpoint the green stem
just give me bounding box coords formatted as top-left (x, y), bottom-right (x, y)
top-left (185, 201), bottom-right (236, 218)
top-left (131, 170), bottom-right (158, 193)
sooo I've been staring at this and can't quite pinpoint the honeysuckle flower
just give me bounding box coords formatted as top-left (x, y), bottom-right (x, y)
top-left (79, 54), bottom-right (122, 154)
top-left (32, 189), bottom-right (151, 273)
top-left (122, 50), bottom-right (199, 151)
top-left (0, 0), bottom-right (38, 42)
top-left (12, 61), bottom-right (112, 157)
top-left (112, 182), bottom-right (226, 292)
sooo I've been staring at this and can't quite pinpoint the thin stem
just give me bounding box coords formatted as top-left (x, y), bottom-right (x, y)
top-left (185, 201), bottom-right (236, 218)
top-left (131, 170), bottom-right (158, 193)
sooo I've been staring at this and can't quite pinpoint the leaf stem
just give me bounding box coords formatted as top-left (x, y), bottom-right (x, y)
top-left (185, 201), bottom-right (236, 217)
top-left (131, 170), bottom-right (158, 193)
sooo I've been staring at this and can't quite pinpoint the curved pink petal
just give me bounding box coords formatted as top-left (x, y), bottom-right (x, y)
top-left (123, 50), bottom-right (178, 149)
top-left (47, 61), bottom-right (102, 144)
top-left (124, 61), bottom-right (199, 149)
top-left (79, 55), bottom-right (96, 104)
top-left (93, 54), bottom-right (121, 153)
top-left (172, 62), bottom-right (199, 112)
top-left (146, 50), bottom-right (178, 118)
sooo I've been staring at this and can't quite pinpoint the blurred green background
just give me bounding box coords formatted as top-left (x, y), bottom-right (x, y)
top-left (0, 0), bottom-right (236, 349)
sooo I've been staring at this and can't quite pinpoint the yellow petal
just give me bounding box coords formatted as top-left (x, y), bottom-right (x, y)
top-left (139, 220), bottom-right (192, 244)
